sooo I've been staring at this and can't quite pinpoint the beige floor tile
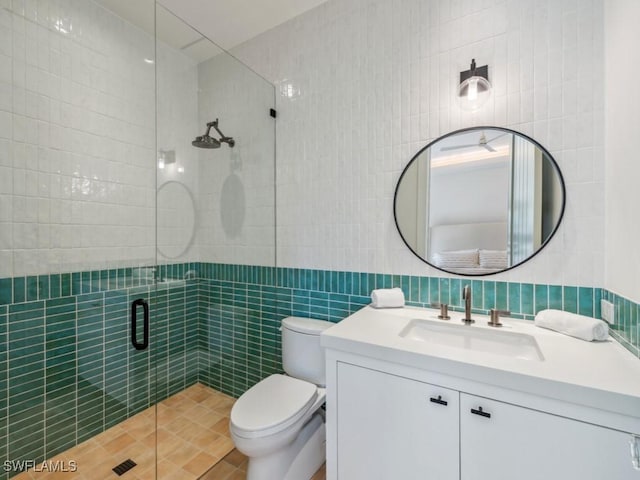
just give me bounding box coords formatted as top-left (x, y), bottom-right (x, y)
top-left (198, 411), bottom-right (225, 431)
top-left (30, 385), bottom-right (237, 480)
top-left (102, 432), bottom-right (137, 456)
top-left (183, 451), bottom-right (218, 477)
top-left (311, 464), bottom-right (327, 480)
top-left (184, 386), bottom-right (213, 403)
top-left (10, 471), bottom-right (34, 480)
top-left (222, 450), bottom-right (247, 468)
top-left (225, 470), bottom-right (246, 480)
top-left (200, 460), bottom-right (236, 480)
top-left (165, 441), bottom-right (201, 467)
top-left (190, 429), bottom-right (225, 451)
top-left (211, 417), bottom-right (231, 437)
top-left (210, 437), bottom-right (235, 461)
top-left (175, 421), bottom-right (210, 442)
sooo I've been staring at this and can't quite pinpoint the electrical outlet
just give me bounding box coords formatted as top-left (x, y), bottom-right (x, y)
top-left (601, 299), bottom-right (615, 325)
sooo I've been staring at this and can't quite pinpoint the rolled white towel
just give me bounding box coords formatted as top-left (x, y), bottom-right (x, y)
top-left (534, 309), bottom-right (609, 342)
top-left (370, 288), bottom-right (405, 309)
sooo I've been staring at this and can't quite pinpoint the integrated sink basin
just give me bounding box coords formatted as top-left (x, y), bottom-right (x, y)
top-left (399, 319), bottom-right (545, 361)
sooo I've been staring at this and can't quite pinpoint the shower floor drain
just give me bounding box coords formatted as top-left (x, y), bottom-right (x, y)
top-left (112, 459), bottom-right (137, 476)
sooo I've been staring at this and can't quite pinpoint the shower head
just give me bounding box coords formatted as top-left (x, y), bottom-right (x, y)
top-left (192, 119), bottom-right (235, 149)
top-left (192, 135), bottom-right (221, 149)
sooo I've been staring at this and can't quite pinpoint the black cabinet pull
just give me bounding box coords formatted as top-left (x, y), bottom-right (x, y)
top-left (131, 298), bottom-right (149, 351)
top-left (471, 406), bottom-right (491, 418)
top-left (429, 395), bottom-right (448, 406)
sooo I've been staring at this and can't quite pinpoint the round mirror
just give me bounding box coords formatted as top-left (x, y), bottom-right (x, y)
top-left (157, 181), bottom-right (196, 259)
top-left (394, 127), bottom-right (566, 276)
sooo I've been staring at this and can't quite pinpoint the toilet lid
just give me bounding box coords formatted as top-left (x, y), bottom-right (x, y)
top-left (231, 374), bottom-right (317, 439)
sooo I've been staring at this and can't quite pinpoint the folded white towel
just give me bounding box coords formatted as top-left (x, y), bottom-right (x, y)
top-left (534, 309), bottom-right (609, 342)
top-left (370, 288), bottom-right (405, 309)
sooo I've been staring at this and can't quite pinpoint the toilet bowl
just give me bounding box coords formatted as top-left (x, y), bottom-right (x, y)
top-left (229, 317), bottom-right (334, 480)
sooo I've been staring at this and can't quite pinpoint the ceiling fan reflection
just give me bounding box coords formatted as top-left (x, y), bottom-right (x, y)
top-left (440, 131), bottom-right (507, 153)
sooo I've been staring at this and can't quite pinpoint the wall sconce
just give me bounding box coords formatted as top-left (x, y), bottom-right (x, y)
top-left (458, 59), bottom-right (491, 111)
top-left (158, 149), bottom-right (176, 169)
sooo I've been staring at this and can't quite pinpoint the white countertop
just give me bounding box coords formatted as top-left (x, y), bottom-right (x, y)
top-left (321, 305), bottom-right (640, 420)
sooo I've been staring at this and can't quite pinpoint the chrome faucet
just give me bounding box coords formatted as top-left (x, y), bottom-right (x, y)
top-left (462, 285), bottom-right (474, 324)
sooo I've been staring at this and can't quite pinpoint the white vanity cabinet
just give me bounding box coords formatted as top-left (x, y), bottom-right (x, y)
top-left (336, 362), bottom-right (459, 480)
top-left (333, 361), bottom-right (640, 480)
top-left (460, 393), bottom-right (637, 480)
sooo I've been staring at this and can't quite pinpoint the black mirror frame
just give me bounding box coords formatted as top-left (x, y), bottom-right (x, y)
top-left (393, 126), bottom-right (567, 277)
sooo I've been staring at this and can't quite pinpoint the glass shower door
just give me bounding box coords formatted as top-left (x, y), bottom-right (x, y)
top-left (152, 3), bottom-right (277, 478)
top-left (0, 0), bottom-right (159, 478)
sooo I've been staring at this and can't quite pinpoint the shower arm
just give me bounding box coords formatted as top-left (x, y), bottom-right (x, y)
top-left (207, 119), bottom-right (234, 145)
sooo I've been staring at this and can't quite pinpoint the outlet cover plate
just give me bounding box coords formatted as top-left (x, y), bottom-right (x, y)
top-left (601, 299), bottom-right (615, 324)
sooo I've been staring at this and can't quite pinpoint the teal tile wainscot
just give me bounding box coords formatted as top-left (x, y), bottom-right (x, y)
top-left (1, 262), bottom-right (639, 479)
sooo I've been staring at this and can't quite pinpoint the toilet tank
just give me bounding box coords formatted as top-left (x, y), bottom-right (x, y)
top-left (281, 317), bottom-right (335, 387)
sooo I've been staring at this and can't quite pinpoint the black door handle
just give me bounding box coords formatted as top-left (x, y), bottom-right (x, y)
top-left (429, 395), bottom-right (448, 406)
top-left (471, 406), bottom-right (491, 418)
top-left (131, 298), bottom-right (149, 351)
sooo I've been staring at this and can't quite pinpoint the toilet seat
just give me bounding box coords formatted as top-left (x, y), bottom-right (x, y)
top-left (231, 374), bottom-right (318, 439)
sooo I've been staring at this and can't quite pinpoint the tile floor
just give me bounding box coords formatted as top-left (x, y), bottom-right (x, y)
top-left (12, 383), bottom-right (235, 480)
top-left (200, 448), bottom-right (327, 480)
top-left (11, 383), bottom-right (326, 480)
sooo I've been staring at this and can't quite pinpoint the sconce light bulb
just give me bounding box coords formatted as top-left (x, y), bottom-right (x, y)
top-left (158, 159), bottom-right (165, 169)
top-left (468, 78), bottom-right (479, 102)
top-left (178, 166), bottom-right (184, 173)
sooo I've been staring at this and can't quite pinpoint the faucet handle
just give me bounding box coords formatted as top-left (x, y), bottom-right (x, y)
top-left (430, 302), bottom-right (450, 320)
top-left (488, 309), bottom-right (510, 327)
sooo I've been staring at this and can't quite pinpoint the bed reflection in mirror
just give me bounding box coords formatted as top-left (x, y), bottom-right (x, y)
top-left (394, 127), bottom-right (566, 276)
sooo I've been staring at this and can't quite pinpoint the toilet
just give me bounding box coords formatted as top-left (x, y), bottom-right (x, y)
top-left (230, 316), bottom-right (334, 480)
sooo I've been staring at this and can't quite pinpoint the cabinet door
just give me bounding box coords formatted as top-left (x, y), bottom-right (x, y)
top-left (336, 362), bottom-right (459, 480)
top-left (460, 393), bottom-right (639, 480)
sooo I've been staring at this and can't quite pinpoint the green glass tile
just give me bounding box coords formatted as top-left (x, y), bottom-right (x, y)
top-left (60, 274), bottom-right (71, 297)
top-left (344, 272), bottom-right (353, 295)
top-left (521, 284), bottom-right (534, 315)
top-left (49, 274), bottom-right (60, 299)
top-left (356, 273), bottom-right (366, 296)
top-left (429, 277), bottom-right (439, 304)
top-left (365, 273), bottom-right (382, 295)
top-left (439, 278), bottom-right (450, 305)
top-left (496, 282), bottom-right (508, 310)
top-left (26, 276), bottom-right (38, 302)
top-left (450, 279), bottom-right (462, 308)
top-left (548, 285), bottom-right (562, 310)
top-left (534, 284), bottom-right (548, 314)
top-left (578, 287), bottom-right (594, 317)
top-left (508, 283), bottom-right (521, 313)
top-left (419, 277), bottom-right (429, 304)
top-left (329, 271), bottom-right (339, 292)
top-left (593, 289), bottom-right (602, 319)
top-left (409, 277), bottom-right (419, 303)
top-left (0, 278), bottom-right (12, 305)
top-left (563, 286), bottom-right (578, 314)
top-left (13, 277), bottom-right (25, 303)
top-left (483, 281), bottom-right (496, 311)
top-left (471, 280), bottom-right (483, 309)
top-left (37, 275), bottom-right (49, 300)
top-left (71, 272), bottom-right (81, 296)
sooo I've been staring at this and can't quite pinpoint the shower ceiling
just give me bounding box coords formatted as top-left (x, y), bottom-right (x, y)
top-left (97, 0), bottom-right (330, 53)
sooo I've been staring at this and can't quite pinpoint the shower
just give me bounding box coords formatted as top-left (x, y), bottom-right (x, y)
top-left (193, 118), bottom-right (235, 148)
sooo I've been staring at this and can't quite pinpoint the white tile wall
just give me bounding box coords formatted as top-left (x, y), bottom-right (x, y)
top-left (156, 36), bottom-right (200, 265)
top-left (604, 0), bottom-right (640, 303)
top-left (233, 0), bottom-right (605, 286)
top-left (0, 0), bottom-right (276, 278)
top-left (0, 0), bottom-right (158, 277)
top-left (195, 53), bottom-right (276, 267)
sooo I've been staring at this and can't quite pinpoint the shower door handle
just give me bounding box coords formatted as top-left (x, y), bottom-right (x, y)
top-left (131, 298), bottom-right (149, 351)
